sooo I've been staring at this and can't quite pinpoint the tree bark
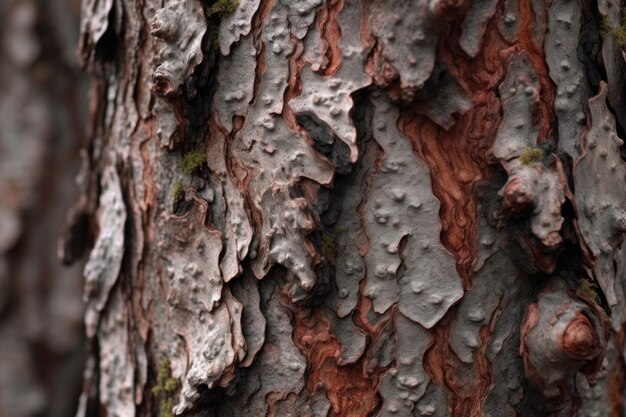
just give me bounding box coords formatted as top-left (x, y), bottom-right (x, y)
top-left (0, 0), bottom-right (87, 416)
top-left (67, 0), bottom-right (626, 416)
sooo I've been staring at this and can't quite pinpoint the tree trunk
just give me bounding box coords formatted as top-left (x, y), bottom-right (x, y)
top-left (0, 0), bottom-right (87, 416)
top-left (67, 0), bottom-right (626, 416)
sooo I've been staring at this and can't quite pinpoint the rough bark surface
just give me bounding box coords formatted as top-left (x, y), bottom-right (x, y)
top-left (65, 0), bottom-right (626, 416)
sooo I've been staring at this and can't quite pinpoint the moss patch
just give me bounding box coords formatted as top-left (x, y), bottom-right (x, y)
top-left (152, 359), bottom-right (180, 417)
top-left (519, 148), bottom-right (543, 165)
top-left (577, 279), bottom-right (601, 305)
top-left (320, 226), bottom-right (346, 266)
top-left (602, 6), bottom-right (626, 46)
top-left (206, 0), bottom-right (239, 17)
top-left (205, 0), bottom-right (240, 48)
top-left (172, 180), bottom-right (184, 204)
top-left (179, 145), bottom-right (207, 175)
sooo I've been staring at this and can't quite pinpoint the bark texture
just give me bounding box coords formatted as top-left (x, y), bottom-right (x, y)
top-left (0, 0), bottom-right (87, 416)
top-left (67, 0), bottom-right (626, 416)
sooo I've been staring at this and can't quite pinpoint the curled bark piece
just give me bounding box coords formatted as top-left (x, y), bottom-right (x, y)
top-left (172, 290), bottom-right (244, 415)
top-left (151, 0), bottom-right (207, 147)
top-left (459, 0), bottom-right (499, 58)
top-left (501, 161), bottom-right (565, 248)
top-left (97, 288), bottom-right (136, 417)
top-left (286, 0), bottom-right (323, 40)
top-left (230, 273), bottom-right (266, 368)
top-left (157, 190), bottom-right (245, 414)
top-left (253, 184), bottom-right (319, 301)
top-left (491, 52), bottom-right (540, 162)
top-left (78, 0), bottom-right (114, 65)
top-left (364, 92), bottom-right (463, 328)
top-left (290, 0), bottom-right (372, 162)
top-left (218, 0), bottom-right (261, 55)
top-left (574, 82), bottom-right (626, 307)
top-left (545, 0), bottom-right (590, 160)
top-left (598, 0), bottom-right (626, 132)
top-left (83, 164), bottom-right (126, 338)
top-left (214, 35), bottom-right (257, 133)
top-left (325, 136), bottom-right (374, 318)
top-left (333, 315), bottom-right (366, 365)
top-left (228, 0), bottom-right (334, 195)
top-left (520, 279), bottom-right (609, 406)
top-left (225, 0), bottom-right (333, 298)
top-left (368, 0), bottom-right (440, 102)
top-left (206, 128), bottom-right (253, 282)
top-left (492, 52), bottom-right (565, 252)
top-left (215, 277), bottom-right (307, 417)
top-left (151, 0), bottom-right (206, 97)
top-left (159, 189), bottom-right (224, 313)
top-left (233, 85), bottom-right (334, 204)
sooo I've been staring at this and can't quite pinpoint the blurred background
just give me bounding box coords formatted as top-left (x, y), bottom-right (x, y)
top-left (0, 0), bottom-right (87, 416)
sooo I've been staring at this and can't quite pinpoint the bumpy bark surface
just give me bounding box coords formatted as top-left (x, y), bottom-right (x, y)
top-left (67, 0), bottom-right (626, 416)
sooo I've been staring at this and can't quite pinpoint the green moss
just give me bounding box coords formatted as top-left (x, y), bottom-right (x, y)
top-left (320, 226), bottom-right (346, 266)
top-left (519, 148), bottom-right (543, 165)
top-left (179, 145), bottom-right (206, 175)
top-left (602, 6), bottom-right (626, 46)
top-left (172, 180), bottom-right (184, 204)
top-left (577, 279), bottom-right (601, 305)
top-left (152, 359), bottom-right (180, 417)
top-left (205, 0), bottom-right (240, 48)
top-left (206, 0), bottom-right (239, 18)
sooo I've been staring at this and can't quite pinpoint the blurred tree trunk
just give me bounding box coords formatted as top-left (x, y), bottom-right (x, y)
top-left (68, 0), bottom-right (626, 416)
top-left (0, 0), bottom-right (87, 416)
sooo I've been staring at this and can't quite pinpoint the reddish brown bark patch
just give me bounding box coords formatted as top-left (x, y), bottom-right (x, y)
top-left (293, 307), bottom-right (380, 417)
top-left (397, 18), bottom-right (510, 286)
top-left (320, 0), bottom-right (343, 76)
top-left (561, 313), bottom-right (600, 360)
top-left (517, 0), bottom-right (555, 140)
top-left (430, 0), bottom-right (471, 23)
